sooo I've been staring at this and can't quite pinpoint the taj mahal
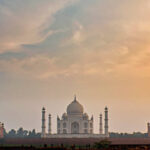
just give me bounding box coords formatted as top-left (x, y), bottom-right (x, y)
top-left (41, 96), bottom-right (109, 138)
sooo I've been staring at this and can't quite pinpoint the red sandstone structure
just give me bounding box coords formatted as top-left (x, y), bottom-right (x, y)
top-left (0, 122), bottom-right (4, 138)
top-left (147, 123), bottom-right (150, 137)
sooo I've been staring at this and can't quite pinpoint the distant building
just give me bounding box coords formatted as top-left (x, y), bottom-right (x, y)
top-left (147, 123), bottom-right (150, 137)
top-left (41, 96), bottom-right (109, 138)
top-left (0, 122), bottom-right (4, 138)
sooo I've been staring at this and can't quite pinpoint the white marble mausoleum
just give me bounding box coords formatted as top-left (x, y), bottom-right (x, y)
top-left (41, 96), bottom-right (109, 138)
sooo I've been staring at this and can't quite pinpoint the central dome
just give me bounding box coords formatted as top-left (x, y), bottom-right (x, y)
top-left (67, 96), bottom-right (84, 115)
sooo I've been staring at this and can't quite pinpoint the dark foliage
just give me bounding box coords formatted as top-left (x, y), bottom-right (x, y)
top-left (110, 132), bottom-right (148, 138)
top-left (94, 139), bottom-right (111, 149)
top-left (4, 128), bottom-right (41, 138)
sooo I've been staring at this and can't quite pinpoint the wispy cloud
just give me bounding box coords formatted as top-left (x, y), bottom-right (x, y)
top-left (0, 0), bottom-right (150, 80)
top-left (0, 0), bottom-right (78, 53)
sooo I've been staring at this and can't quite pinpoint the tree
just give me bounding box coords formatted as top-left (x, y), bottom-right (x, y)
top-left (8, 129), bottom-right (16, 138)
top-left (110, 132), bottom-right (147, 138)
top-left (4, 128), bottom-right (41, 138)
top-left (94, 139), bottom-right (111, 149)
top-left (17, 128), bottom-right (24, 137)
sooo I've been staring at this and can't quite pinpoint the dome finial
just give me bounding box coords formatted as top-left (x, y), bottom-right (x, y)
top-left (74, 94), bottom-right (77, 102)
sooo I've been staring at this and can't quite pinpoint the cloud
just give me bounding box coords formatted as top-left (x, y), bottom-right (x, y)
top-left (58, 0), bottom-right (150, 78)
top-left (1, 0), bottom-right (150, 80)
top-left (0, 0), bottom-right (78, 53)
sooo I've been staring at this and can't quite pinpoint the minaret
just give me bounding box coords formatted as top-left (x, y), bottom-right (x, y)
top-left (48, 114), bottom-right (51, 134)
top-left (41, 107), bottom-right (46, 137)
top-left (104, 107), bottom-right (109, 136)
top-left (99, 114), bottom-right (103, 134)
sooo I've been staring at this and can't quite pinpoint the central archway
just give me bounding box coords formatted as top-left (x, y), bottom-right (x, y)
top-left (71, 122), bottom-right (79, 134)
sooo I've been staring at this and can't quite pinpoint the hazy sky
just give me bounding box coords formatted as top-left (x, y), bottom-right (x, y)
top-left (0, 0), bottom-right (150, 133)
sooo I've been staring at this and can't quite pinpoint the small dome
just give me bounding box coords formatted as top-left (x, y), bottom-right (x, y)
top-left (42, 107), bottom-right (45, 111)
top-left (62, 113), bottom-right (67, 118)
top-left (67, 96), bottom-right (84, 115)
top-left (83, 113), bottom-right (88, 117)
top-left (83, 113), bottom-right (89, 120)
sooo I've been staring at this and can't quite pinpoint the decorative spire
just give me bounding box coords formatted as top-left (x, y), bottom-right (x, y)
top-left (99, 113), bottom-right (103, 134)
top-left (41, 107), bottom-right (46, 138)
top-left (104, 107), bottom-right (109, 136)
top-left (74, 94), bottom-right (77, 102)
top-left (48, 114), bottom-right (51, 134)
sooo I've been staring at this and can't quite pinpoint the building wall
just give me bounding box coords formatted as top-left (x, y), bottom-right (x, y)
top-left (46, 133), bottom-right (108, 138)
top-left (57, 114), bottom-right (93, 134)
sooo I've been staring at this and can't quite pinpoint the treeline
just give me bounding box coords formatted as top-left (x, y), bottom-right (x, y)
top-left (4, 128), bottom-right (41, 138)
top-left (110, 132), bottom-right (148, 138)
top-left (3, 128), bottom-right (148, 138)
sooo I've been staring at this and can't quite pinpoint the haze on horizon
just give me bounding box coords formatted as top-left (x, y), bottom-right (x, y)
top-left (0, 0), bottom-right (150, 134)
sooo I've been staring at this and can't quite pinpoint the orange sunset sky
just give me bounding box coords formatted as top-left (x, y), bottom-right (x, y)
top-left (0, 0), bottom-right (150, 133)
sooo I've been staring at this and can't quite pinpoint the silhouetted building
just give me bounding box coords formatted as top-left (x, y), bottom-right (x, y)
top-left (0, 122), bottom-right (4, 138)
top-left (147, 123), bottom-right (150, 137)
